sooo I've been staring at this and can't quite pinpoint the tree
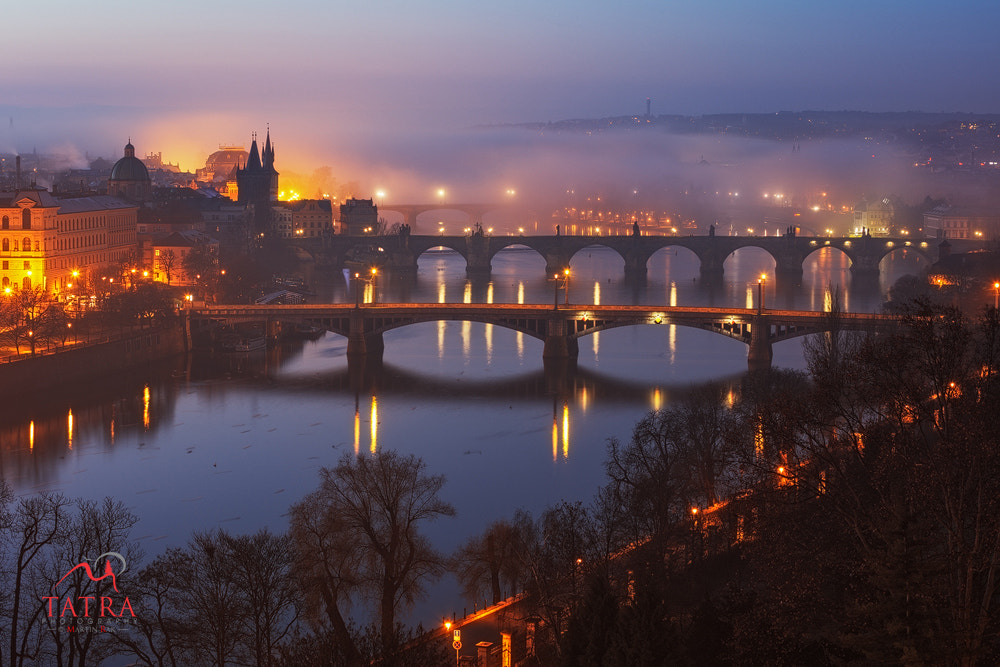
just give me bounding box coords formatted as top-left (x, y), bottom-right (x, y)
top-left (288, 450), bottom-right (455, 662)
top-left (157, 250), bottom-right (177, 286)
top-left (2, 492), bottom-right (71, 667)
top-left (452, 519), bottom-right (524, 606)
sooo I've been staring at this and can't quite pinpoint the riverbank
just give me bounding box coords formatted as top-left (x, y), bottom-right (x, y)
top-left (0, 321), bottom-right (187, 398)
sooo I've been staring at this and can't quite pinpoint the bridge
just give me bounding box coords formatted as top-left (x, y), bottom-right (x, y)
top-left (186, 302), bottom-right (896, 371)
top-left (298, 231), bottom-right (953, 281)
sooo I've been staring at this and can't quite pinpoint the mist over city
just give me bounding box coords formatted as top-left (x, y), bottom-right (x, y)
top-left (1, 0), bottom-right (1000, 665)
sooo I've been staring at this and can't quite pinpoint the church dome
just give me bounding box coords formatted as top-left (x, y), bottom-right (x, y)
top-left (110, 141), bottom-right (151, 182)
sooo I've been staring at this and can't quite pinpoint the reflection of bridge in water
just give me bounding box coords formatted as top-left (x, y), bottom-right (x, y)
top-left (296, 232), bottom-right (957, 281)
top-left (188, 303), bottom-right (898, 371)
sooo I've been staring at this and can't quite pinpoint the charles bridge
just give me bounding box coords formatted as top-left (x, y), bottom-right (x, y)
top-left (187, 302), bottom-right (896, 372)
top-left (295, 230), bottom-right (947, 280)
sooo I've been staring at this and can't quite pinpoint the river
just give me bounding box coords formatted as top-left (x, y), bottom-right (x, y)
top-left (0, 243), bottom-right (927, 627)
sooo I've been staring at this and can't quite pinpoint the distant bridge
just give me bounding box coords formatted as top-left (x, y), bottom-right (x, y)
top-left (187, 302), bottom-right (897, 371)
top-left (296, 232), bottom-right (952, 281)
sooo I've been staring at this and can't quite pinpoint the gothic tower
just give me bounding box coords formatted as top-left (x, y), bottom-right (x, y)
top-left (236, 129), bottom-right (279, 230)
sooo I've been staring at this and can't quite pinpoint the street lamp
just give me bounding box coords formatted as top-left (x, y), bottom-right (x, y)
top-left (563, 268), bottom-right (570, 305)
top-left (758, 274), bottom-right (767, 314)
top-left (445, 621), bottom-right (460, 666)
top-left (994, 281), bottom-right (999, 310)
top-left (354, 272), bottom-right (361, 308)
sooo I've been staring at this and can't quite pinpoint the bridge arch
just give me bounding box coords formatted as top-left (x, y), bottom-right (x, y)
top-left (877, 243), bottom-right (934, 266)
top-left (490, 243), bottom-right (548, 275)
top-left (803, 244), bottom-right (854, 267)
top-left (647, 245), bottom-right (701, 279)
top-left (722, 245), bottom-right (777, 275)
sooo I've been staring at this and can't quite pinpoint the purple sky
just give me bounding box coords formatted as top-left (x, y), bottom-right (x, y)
top-left (3, 0), bottom-right (999, 195)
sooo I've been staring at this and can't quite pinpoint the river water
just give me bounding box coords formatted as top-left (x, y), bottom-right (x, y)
top-left (0, 244), bottom-right (927, 627)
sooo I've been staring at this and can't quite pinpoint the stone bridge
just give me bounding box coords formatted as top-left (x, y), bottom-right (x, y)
top-left (187, 303), bottom-right (897, 371)
top-left (297, 232), bottom-right (947, 280)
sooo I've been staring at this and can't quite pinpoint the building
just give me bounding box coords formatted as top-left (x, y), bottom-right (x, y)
top-left (0, 188), bottom-right (138, 295)
top-left (195, 145), bottom-right (248, 186)
top-left (339, 198), bottom-right (378, 236)
top-left (273, 199), bottom-right (334, 238)
top-left (236, 131), bottom-right (278, 230)
top-left (150, 230), bottom-right (219, 286)
top-left (923, 204), bottom-right (1000, 240)
top-left (107, 140), bottom-right (152, 203)
top-left (852, 197), bottom-right (895, 236)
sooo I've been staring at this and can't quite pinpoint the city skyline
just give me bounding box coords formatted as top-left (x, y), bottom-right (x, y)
top-left (3, 0), bottom-right (999, 195)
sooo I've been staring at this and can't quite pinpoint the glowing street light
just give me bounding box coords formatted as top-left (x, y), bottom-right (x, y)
top-left (758, 274), bottom-right (767, 313)
top-left (994, 281), bottom-right (999, 310)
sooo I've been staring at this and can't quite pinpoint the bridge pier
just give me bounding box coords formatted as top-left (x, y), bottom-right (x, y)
top-left (747, 316), bottom-right (773, 371)
top-left (544, 250), bottom-right (573, 277)
top-left (543, 316), bottom-right (579, 360)
top-left (346, 310), bottom-right (385, 359)
top-left (623, 254), bottom-right (648, 283)
top-left (698, 251), bottom-right (725, 278)
top-left (465, 234), bottom-right (492, 277)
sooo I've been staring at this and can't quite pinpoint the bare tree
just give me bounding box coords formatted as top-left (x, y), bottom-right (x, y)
top-left (220, 529), bottom-right (299, 667)
top-left (157, 250), bottom-right (177, 286)
top-left (452, 519), bottom-right (524, 606)
top-left (288, 450), bottom-right (455, 661)
top-left (2, 492), bottom-right (71, 667)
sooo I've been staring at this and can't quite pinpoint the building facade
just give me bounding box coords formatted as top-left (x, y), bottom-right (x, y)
top-left (0, 189), bottom-right (137, 295)
top-left (339, 198), bottom-right (378, 236)
top-left (923, 204), bottom-right (1000, 240)
top-left (273, 199), bottom-right (334, 238)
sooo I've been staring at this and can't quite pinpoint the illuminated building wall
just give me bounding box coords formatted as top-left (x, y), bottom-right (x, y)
top-left (272, 199), bottom-right (334, 238)
top-left (0, 189), bottom-right (137, 295)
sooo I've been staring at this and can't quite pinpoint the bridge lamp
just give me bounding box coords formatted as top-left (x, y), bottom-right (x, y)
top-left (994, 281), bottom-right (999, 310)
top-left (757, 274), bottom-right (767, 313)
top-left (654, 315), bottom-right (662, 325)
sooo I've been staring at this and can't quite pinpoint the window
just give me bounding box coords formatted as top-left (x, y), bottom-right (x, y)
top-left (21, 209), bottom-right (30, 230)
top-left (22, 237), bottom-right (31, 253)
top-left (1, 216), bottom-right (7, 230)
top-left (1, 277), bottom-right (7, 288)
top-left (1, 261), bottom-right (6, 270)
top-left (23, 262), bottom-right (30, 270)
top-left (1, 239), bottom-right (7, 252)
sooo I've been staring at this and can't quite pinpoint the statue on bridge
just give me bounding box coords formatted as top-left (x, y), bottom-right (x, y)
top-left (632, 220), bottom-right (640, 237)
top-left (709, 224), bottom-right (715, 238)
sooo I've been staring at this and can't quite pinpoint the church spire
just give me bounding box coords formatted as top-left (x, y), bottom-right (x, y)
top-left (263, 126), bottom-right (275, 171)
top-left (246, 131), bottom-right (262, 171)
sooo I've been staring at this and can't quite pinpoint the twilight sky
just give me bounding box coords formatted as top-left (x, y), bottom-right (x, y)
top-left (2, 0), bottom-right (999, 193)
